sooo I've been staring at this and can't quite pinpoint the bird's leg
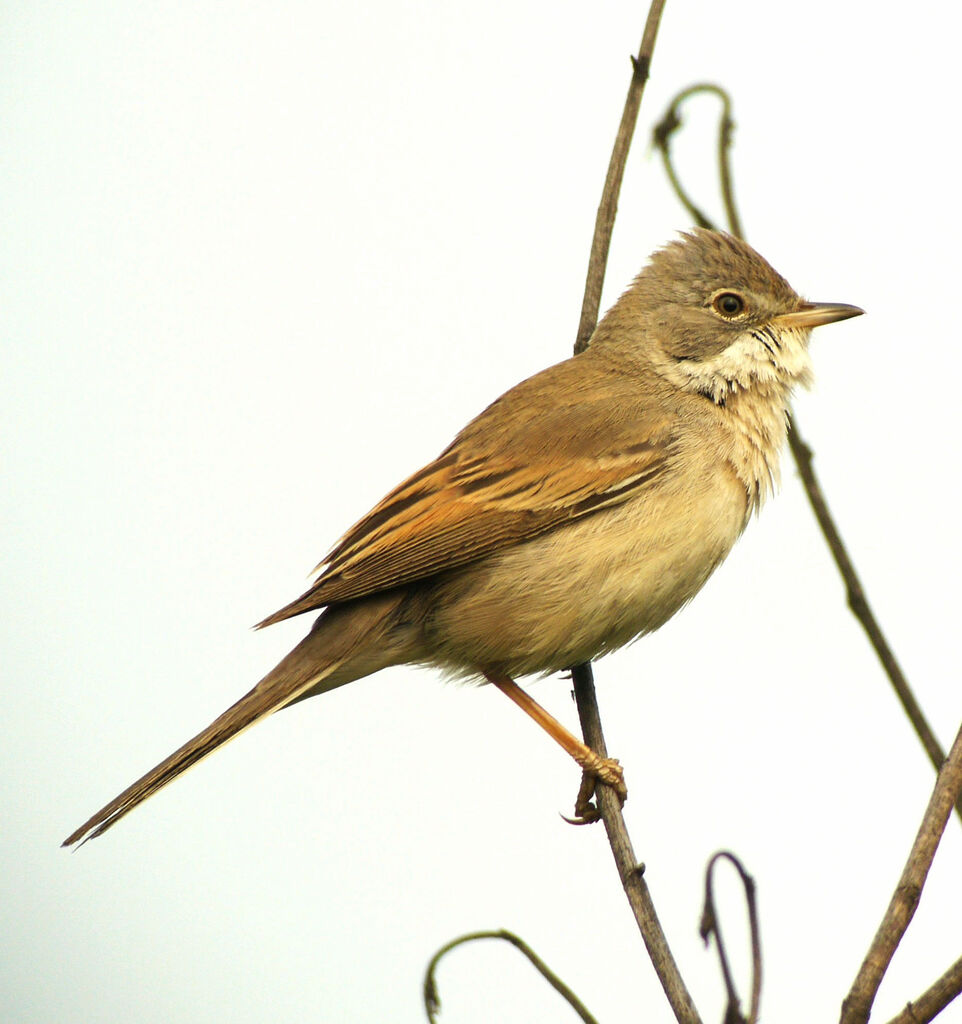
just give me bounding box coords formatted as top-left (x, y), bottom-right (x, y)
top-left (485, 674), bottom-right (627, 821)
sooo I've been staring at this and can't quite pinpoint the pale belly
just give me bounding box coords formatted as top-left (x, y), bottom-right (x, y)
top-left (421, 469), bottom-right (749, 679)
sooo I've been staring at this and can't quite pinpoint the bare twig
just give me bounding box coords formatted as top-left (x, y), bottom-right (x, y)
top-left (884, 953), bottom-right (962, 1024)
top-left (700, 851), bottom-right (762, 1024)
top-left (652, 83), bottom-right (742, 237)
top-left (788, 433), bottom-right (962, 824)
top-left (653, 84), bottom-right (961, 825)
top-left (422, 929), bottom-right (598, 1024)
top-left (577, 679), bottom-right (701, 1024)
top-left (569, 4), bottom-right (702, 1023)
top-left (840, 723), bottom-right (962, 1024)
top-left (574, 0), bottom-right (667, 354)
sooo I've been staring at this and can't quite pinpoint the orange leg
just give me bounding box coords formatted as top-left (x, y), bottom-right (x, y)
top-left (486, 674), bottom-right (627, 819)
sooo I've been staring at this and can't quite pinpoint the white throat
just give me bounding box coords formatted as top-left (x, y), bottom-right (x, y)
top-left (670, 325), bottom-right (814, 511)
top-left (673, 325), bottom-right (814, 406)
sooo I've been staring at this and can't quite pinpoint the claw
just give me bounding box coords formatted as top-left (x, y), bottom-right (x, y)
top-left (562, 758), bottom-right (627, 826)
top-left (561, 809), bottom-right (600, 826)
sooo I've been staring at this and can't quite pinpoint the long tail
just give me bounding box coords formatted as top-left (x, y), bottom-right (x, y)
top-left (63, 593), bottom-right (408, 847)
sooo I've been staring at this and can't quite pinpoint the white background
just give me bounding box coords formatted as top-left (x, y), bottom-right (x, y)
top-left (3, 3), bottom-right (961, 1022)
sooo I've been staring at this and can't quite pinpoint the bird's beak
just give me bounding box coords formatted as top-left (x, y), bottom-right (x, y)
top-left (773, 301), bottom-right (865, 330)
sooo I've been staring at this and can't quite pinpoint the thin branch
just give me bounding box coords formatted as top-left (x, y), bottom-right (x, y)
top-left (653, 84), bottom-right (961, 826)
top-left (422, 929), bottom-right (598, 1024)
top-left (700, 851), bottom-right (762, 1024)
top-left (573, 670), bottom-right (702, 1024)
top-left (788, 432), bottom-right (962, 824)
top-left (840, 722), bottom-right (962, 1024)
top-left (884, 953), bottom-right (962, 1024)
top-left (574, 0), bottom-right (666, 354)
top-left (569, 4), bottom-right (702, 1023)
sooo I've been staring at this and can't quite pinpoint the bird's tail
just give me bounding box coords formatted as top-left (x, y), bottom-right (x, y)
top-left (63, 593), bottom-right (409, 847)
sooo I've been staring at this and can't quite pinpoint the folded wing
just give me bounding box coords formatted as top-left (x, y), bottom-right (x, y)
top-left (257, 361), bottom-right (674, 626)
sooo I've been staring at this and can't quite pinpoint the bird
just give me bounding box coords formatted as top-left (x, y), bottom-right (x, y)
top-left (63, 229), bottom-right (863, 846)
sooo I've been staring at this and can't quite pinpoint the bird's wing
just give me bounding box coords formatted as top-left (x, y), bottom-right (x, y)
top-left (256, 358), bottom-right (674, 627)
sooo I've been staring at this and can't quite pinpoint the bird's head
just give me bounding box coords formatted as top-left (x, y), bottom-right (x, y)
top-left (598, 229), bottom-right (863, 406)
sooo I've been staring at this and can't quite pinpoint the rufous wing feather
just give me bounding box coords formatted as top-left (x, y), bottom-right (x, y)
top-left (258, 361), bottom-right (675, 627)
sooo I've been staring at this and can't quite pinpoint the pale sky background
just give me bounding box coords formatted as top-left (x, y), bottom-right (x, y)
top-left (3, 3), bottom-right (961, 1022)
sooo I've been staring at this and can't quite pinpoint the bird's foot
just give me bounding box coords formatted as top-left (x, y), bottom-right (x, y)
top-left (563, 753), bottom-right (627, 825)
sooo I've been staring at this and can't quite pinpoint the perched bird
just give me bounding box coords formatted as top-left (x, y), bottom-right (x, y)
top-left (64, 229), bottom-right (862, 846)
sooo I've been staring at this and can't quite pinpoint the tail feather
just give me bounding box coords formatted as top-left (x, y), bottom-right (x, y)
top-left (63, 634), bottom-right (344, 847)
top-left (63, 592), bottom-right (412, 847)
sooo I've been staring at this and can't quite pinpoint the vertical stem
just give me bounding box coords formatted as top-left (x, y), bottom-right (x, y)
top-left (569, 4), bottom-right (702, 1021)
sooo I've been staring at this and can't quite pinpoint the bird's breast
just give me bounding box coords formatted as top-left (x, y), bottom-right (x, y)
top-left (420, 457), bottom-right (749, 679)
top-left (720, 384), bottom-right (793, 512)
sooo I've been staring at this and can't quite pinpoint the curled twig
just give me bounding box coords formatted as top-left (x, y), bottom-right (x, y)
top-left (422, 929), bottom-right (598, 1024)
top-left (700, 851), bottom-right (762, 1024)
top-left (651, 83), bottom-right (742, 238)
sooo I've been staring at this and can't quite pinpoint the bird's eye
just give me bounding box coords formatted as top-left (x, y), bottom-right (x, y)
top-left (712, 292), bottom-right (745, 318)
